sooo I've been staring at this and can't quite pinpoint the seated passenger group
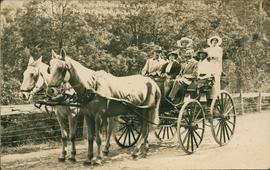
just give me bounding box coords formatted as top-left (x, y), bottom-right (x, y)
top-left (141, 36), bottom-right (223, 104)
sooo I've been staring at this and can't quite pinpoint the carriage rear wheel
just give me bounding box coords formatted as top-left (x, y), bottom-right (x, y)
top-left (210, 90), bottom-right (236, 146)
top-left (154, 112), bottom-right (177, 142)
top-left (177, 100), bottom-right (205, 154)
top-left (114, 115), bottom-right (142, 148)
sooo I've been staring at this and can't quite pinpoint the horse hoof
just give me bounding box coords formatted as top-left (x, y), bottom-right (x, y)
top-left (83, 160), bottom-right (92, 166)
top-left (92, 158), bottom-right (103, 166)
top-left (141, 152), bottom-right (147, 158)
top-left (68, 157), bottom-right (76, 162)
top-left (131, 153), bottom-right (139, 159)
top-left (58, 157), bottom-right (66, 162)
top-left (102, 150), bottom-right (109, 156)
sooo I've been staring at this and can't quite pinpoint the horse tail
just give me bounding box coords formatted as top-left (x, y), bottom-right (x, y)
top-left (145, 79), bottom-right (161, 131)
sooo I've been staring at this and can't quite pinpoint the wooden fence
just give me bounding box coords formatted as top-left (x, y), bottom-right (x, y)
top-left (231, 90), bottom-right (270, 115)
top-left (1, 91), bottom-right (270, 147)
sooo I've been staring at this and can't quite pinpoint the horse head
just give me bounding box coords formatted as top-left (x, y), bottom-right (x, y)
top-left (20, 56), bottom-right (45, 100)
top-left (47, 49), bottom-right (70, 97)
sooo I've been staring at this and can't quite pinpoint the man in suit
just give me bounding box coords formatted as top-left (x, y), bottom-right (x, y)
top-left (168, 49), bottom-right (198, 104)
top-left (141, 46), bottom-right (167, 77)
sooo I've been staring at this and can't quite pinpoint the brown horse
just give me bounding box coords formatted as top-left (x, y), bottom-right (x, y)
top-left (47, 49), bottom-right (161, 164)
top-left (20, 56), bottom-right (79, 162)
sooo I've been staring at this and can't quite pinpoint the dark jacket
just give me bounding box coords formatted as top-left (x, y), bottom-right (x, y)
top-left (160, 61), bottom-right (181, 79)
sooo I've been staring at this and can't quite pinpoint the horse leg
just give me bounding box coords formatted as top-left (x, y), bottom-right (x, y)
top-left (56, 111), bottom-right (68, 162)
top-left (141, 125), bottom-right (149, 157)
top-left (94, 115), bottom-right (103, 164)
top-left (68, 110), bottom-right (78, 162)
top-left (103, 118), bottom-right (113, 156)
top-left (132, 117), bottom-right (147, 158)
top-left (84, 113), bottom-right (95, 165)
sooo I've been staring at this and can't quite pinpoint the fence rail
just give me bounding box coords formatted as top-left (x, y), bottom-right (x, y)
top-left (1, 91), bottom-right (270, 148)
top-left (232, 90), bottom-right (270, 114)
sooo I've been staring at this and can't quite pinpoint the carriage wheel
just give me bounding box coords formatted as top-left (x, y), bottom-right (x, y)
top-left (210, 90), bottom-right (236, 146)
top-left (177, 100), bottom-right (205, 154)
top-left (154, 113), bottom-right (177, 142)
top-left (114, 115), bottom-right (142, 148)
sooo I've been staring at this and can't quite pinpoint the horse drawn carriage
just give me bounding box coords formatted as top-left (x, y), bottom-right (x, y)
top-left (31, 64), bottom-right (236, 155)
top-left (112, 74), bottom-right (236, 154)
top-left (22, 51), bottom-right (236, 163)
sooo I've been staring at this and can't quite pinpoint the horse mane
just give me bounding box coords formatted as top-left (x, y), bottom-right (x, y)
top-left (65, 56), bottom-right (97, 91)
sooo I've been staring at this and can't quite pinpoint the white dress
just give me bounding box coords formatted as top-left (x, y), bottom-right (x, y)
top-left (204, 46), bottom-right (223, 98)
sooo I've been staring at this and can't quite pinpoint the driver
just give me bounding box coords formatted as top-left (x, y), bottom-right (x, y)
top-left (141, 46), bottom-right (167, 77)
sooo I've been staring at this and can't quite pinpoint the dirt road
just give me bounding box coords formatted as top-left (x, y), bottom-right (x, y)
top-left (2, 112), bottom-right (270, 169)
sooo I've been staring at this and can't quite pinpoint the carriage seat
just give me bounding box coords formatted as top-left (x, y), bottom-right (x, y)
top-left (186, 75), bottom-right (214, 92)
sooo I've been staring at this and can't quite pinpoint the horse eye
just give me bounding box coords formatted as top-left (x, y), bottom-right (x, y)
top-left (47, 67), bottom-right (50, 74)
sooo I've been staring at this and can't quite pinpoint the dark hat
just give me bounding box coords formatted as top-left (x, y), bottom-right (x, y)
top-left (167, 50), bottom-right (179, 59)
top-left (196, 51), bottom-right (208, 60)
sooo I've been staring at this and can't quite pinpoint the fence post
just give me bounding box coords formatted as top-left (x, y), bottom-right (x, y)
top-left (257, 90), bottom-right (262, 112)
top-left (240, 89), bottom-right (244, 115)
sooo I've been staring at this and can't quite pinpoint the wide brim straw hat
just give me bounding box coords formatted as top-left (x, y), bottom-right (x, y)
top-left (207, 35), bottom-right (222, 46)
top-left (153, 46), bottom-right (162, 52)
top-left (176, 37), bottom-right (193, 48)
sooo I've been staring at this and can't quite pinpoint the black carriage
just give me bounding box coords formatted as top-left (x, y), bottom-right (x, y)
top-left (114, 75), bottom-right (236, 154)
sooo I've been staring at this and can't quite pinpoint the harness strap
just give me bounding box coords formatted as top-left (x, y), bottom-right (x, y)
top-left (121, 102), bottom-right (159, 125)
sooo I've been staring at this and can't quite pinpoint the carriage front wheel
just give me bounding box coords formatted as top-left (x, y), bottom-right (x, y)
top-left (177, 100), bottom-right (205, 154)
top-left (210, 90), bottom-right (236, 146)
top-left (114, 115), bottom-right (142, 148)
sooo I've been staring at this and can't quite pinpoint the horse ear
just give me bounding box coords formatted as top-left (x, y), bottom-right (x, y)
top-left (52, 50), bottom-right (57, 59)
top-left (60, 48), bottom-right (66, 60)
top-left (52, 50), bottom-right (61, 59)
top-left (37, 56), bottom-right (43, 64)
top-left (28, 56), bottom-right (34, 65)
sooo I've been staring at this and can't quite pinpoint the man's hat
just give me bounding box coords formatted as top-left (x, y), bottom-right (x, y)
top-left (196, 51), bottom-right (208, 60)
top-left (153, 46), bottom-right (162, 52)
top-left (207, 36), bottom-right (222, 46)
top-left (197, 51), bottom-right (208, 56)
top-left (167, 50), bottom-right (179, 59)
top-left (176, 37), bottom-right (193, 48)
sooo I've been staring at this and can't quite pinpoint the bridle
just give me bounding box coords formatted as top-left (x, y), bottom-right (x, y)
top-left (21, 66), bottom-right (45, 95)
top-left (47, 61), bottom-right (70, 88)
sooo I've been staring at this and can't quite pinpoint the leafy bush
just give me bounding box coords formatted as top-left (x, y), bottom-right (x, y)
top-left (1, 0), bottom-right (270, 105)
top-left (0, 79), bottom-right (28, 105)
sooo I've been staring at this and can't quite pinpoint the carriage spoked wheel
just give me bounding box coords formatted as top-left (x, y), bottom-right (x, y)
top-left (210, 90), bottom-right (236, 146)
top-left (114, 115), bottom-right (142, 148)
top-left (177, 100), bottom-right (205, 154)
top-left (154, 112), bottom-right (177, 142)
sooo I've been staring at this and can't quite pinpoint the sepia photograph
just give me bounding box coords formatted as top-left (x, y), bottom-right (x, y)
top-left (0, 0), bottom-right (270, 169)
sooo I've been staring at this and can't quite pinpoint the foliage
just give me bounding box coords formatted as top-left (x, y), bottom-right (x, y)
top-left (1, 0), bottom-right (269, 105)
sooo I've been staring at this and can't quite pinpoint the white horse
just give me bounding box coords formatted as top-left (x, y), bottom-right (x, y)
top-left (20, 56), bottom-right (79, 162)
top-left (47, 49), bottom-right (161, 164)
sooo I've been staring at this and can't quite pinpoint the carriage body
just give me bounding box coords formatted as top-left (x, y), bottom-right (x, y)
top-left (154, 75), bottom-right (236, 154)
